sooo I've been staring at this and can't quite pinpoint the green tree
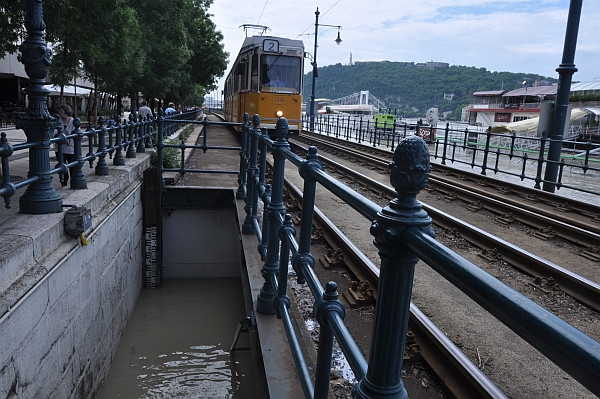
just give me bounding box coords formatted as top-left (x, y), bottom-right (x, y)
top-left (0, 2), bottom-right (25, 59)
top-left (130, 0), bottom-right (227, 106)
top-left (3, 0), bottom-right (228, 113)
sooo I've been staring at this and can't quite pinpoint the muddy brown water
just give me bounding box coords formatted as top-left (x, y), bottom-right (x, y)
top-left (97, 278), bottom-right (259, 398)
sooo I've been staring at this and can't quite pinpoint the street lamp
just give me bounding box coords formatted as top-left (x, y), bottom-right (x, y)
top-left (309, 7), bottom-right (342, 132)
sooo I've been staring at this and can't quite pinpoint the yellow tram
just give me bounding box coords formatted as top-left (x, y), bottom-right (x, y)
top-left (224, 34), bottom-right (305, 133)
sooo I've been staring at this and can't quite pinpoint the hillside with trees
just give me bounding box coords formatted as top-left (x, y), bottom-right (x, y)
top-left (303, 62), bottom-right (558, 120)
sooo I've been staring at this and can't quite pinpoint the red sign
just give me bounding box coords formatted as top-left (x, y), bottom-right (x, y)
top-left (495, 113), bottom-right (511, 122)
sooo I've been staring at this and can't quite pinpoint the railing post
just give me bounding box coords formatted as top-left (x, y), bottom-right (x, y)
top-left (113, 116), bottom-right (125, 166)
top-left (95, 116), bottom-right (109, 175)
top-left (256, 117), bottom-right (289, 315)
top-left (480, 126), bottom-right (492, 175)
top-left (16, 0), bottom-right (62, 214)
top-left (355, 135), bottom-right (433, 399)
top-left (126, 113), bottom-right (137, 158)
top-left (236, 113), bottom-right (250, 199)
top-left (1, 133), bottom-right (16, 209)
top-left (314, 282), bottom-right (345, 399)
top-left (441, 122), bottom-right (449, 165)
top-left (70, 117), bottom-right (87, 189)
top-left (136, 114), bottom-right (146, 153)
top-left (242, 115), bottom-right (261, 235)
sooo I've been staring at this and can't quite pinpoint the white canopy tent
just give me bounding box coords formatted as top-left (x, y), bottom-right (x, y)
top-left (43, 84), bottom-right (91, 97)
top-left (491, 108), bottom-right (590, 134)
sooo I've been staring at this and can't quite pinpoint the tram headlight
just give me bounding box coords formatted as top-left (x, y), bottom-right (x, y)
top-left (276, 110), bottom-right (283, 118)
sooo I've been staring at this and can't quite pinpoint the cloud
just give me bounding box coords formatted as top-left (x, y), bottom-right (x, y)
top-left (208, 0), bottom-right (599, 87)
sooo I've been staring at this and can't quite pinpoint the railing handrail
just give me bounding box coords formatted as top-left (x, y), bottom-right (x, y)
top-left (238, 114), bottom-right (600, 398)
top-left (0, 108), bottom-right (201, 212)
top-left (299, 113), bottom-right (600, 197)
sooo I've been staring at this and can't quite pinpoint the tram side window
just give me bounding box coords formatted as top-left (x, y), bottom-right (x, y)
top-left (251, 54), bottom-right (259, 91)
top-left (239, 58), bottom-right (249, 92)
top-left (260, 54), bottom-right (301, 94)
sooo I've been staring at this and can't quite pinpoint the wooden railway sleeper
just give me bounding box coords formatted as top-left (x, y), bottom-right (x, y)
top-left (466, 200), bottom-right (483, 212)
top-left (478, 248), bottom-right (502, 263)
top-left (403, 331), bottom-right (422, 363)
top-left (532, 226), bottom-right (556, 240)
top-left (321, 247), bottom-right (345, 268)
top-left (525, 193), bottom-right (540, 202)
top-left (497, 185), bottom-right (512, 194)
top-left (528, 276), bottom-right (559, 295)
top-left (441, 191), bottom-right (457, 202)
top-left (581, 245), bottom-right (600, 262)
top-left (311, 227), bottom-right (324, 242)
top-left (494, 212), bottom-right (516, 225)
top-left (554, 201), bottom-right (573, 212)
top-left (342, 280), bottom-right (375, 308)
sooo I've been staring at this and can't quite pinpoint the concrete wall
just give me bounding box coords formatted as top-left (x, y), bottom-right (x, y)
top-left (0, 156), bottom-right (149, 398)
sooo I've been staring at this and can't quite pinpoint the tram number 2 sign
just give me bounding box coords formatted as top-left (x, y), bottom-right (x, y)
top-left (263, 39), bottom-right (279, 53)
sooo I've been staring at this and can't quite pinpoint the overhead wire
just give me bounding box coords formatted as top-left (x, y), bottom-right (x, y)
top-left (256, 0), bottom-right (269, 25)
top-left (296, 0), bottom-right (343, 37)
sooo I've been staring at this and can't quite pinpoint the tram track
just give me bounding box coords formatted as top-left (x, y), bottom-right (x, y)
top-left (287, 137), bottom-right (600, 314)
top-left (280, 131), bottom-right (600, 397)
top-left (201, 119), bottom-right (598, 397)
top-left (293, 132), bottom-right (600, 251)
top-left (280, 166), bottom-right (507, 399)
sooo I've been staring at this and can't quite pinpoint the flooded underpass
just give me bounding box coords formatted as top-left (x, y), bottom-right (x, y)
top-left (97, 278), bottom-right (259, 398)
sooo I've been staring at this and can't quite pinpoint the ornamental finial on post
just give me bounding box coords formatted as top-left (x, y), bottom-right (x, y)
top-left (357, 135), bottom-right (433, 399)
top-left (275, 117), bottom-right (288, 143)
top-left (389, 135), bottom-right (431, 198)
top-left (252, 114), bottom-right (261, 129)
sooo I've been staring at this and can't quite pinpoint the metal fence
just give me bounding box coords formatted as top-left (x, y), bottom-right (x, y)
top-left (301, 113), bottom-right (600, 197)
top-left (0, 109), bottom-right (198, 213)
top-left (236, 114), bottom-right (600, 398)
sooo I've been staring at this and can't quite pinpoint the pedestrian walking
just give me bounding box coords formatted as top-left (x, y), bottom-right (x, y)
top-left (138, 100), bottom-right (153, 120)
top-left (54, 104), bottom-right (75, 186)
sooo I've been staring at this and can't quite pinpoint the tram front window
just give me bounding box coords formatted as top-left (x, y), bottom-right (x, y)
top-left (261, 55), bottom-right (301, 93)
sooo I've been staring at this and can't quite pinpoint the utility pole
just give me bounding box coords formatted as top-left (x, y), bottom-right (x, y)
top-left (543, 0), bottom-right (583, 192)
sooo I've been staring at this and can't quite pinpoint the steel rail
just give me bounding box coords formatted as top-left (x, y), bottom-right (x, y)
top-left (288, 140), bottom-right (600, 313)
top-left (298, 130), bottom-right (600, 222)
top-left (279, 167), bottom-right (506, 399)
top-left (292, 134), bottom-right (600, 249)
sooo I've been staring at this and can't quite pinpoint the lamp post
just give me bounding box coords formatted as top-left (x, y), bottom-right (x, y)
top-left (543, 0), bottom-right (582, 193)
top-left (309, 7), bottom-right (342, 132)
top-left (16, 0), bottom-right (63, 213)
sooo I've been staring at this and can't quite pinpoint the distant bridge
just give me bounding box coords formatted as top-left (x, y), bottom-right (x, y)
top-left (330, 90), bottom-right (386, 111)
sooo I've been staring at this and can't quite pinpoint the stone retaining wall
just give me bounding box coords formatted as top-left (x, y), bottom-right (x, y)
top-left (0, 155), bottom-right (149, 398)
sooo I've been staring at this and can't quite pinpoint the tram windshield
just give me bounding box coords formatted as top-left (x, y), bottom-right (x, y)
top-left (261, 55), bottom-right (301, 94)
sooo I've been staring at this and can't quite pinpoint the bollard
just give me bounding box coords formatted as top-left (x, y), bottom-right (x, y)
top-left (355, 135), bottom-right (434, 399)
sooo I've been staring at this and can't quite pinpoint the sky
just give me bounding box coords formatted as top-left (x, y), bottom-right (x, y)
top-left (207, 0), bottom-right (599, 96)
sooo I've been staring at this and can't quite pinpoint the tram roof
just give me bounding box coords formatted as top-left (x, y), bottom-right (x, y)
top-left (240, 35), bottom-right (304, 52)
